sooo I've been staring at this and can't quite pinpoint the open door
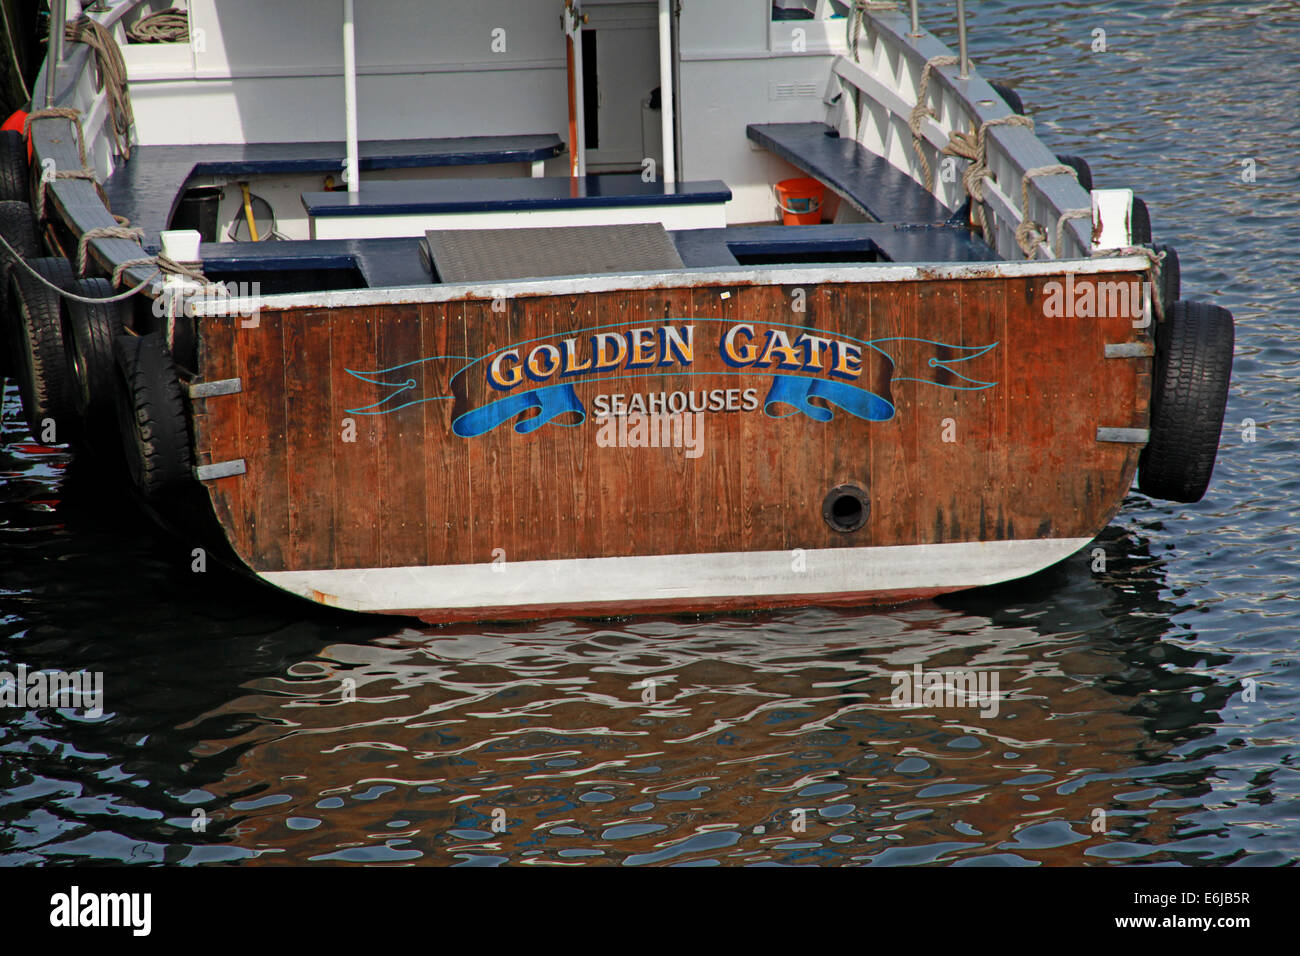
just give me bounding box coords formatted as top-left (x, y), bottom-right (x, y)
top-left (566, 1), bottom-right (677, 180)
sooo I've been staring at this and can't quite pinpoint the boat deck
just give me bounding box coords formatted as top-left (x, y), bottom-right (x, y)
top-left (99, 129), bottom-right (997, 292)
top-left (101, 134), bottom-right (567, 247)
top-left (197, 222), bottom-right (997, 291)
top-left (747, 122), bottom-right (960, 225)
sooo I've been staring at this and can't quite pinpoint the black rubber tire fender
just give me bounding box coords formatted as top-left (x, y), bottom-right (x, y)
top-left (0, 130), bottom-right (29, 204)
top-left (1151, 243), bottom-right (1180, 319)
top-left (1055, 154), bottom-right (1094, 192)
top-left (1131, 196), bottom-right (1152, 245)
top-left (65, 277), bottom-right (127, 426)
top-left (114, 332), bottom-right (193, 496)
top-left (989, 81), bottom-right (1025, 116)
top-left (1138, 301), bottom-right (1235, 504)
top-left (5, 256), bottom-right (78, 441)
top-left (0, 200), bottom-right (39, 295)
top-left (0, 199), bottom-right (38, 261)
top-left (0, 200), bottom-right (40, 376)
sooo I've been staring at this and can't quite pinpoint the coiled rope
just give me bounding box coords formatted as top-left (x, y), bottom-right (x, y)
top-left (64, 16), bottom-right (134, 160)
top-left (126, 9), bottom-right (189, 44)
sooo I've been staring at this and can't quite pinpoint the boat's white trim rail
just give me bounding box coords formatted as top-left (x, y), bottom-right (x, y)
top-left (190, 253), bottom-right (1155, 317)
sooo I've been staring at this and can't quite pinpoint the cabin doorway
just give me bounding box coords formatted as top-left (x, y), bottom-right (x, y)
top-left (579, 2), bottom-right (665, 174)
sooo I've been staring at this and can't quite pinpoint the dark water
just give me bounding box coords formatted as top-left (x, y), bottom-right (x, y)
top-left (2, 2), bottom-right (1297, 866)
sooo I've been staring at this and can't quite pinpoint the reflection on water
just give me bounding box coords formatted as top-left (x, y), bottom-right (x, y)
top-left (1, 441), bottom-right (1293, 865)
top-left (2, 1), bottom-right (1299, 865)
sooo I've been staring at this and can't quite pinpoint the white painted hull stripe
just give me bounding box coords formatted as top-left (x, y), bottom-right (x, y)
top-left (259, 538), bottom-right (1093, 613)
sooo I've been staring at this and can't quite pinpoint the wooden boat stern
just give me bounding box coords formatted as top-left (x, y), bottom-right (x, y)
top-left (186, 258), bottom-right (1153, 620)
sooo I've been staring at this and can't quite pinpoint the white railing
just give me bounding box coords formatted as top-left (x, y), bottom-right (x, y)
top-left (830, 1), bottom-right (1094, 261)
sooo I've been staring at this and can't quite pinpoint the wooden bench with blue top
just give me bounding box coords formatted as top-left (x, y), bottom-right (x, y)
top-left (100, 133), bottom-right (566, 247)
top-left (671, 223), bottom-right (997, 268)
top-left (301, 174), bottom-right (733, 239)
top-left (746, 122), bottom-right (958, 226)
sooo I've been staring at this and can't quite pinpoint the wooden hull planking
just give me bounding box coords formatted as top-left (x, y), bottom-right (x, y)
top-left (189, 270), bottom-right (1150, 619)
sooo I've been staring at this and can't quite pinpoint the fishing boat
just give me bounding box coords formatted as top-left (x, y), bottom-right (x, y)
top-left (1, 0), bottom-right (1234, 623)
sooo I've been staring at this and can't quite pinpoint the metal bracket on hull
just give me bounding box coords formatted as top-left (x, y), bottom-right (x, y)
top-left (195, 460), bottom-right (247, 481)
top-left (1104, 343), bottom-right (1154, 358)
top-left (1096, 427), bottom-right (1149, 444)
top-left (187, 378), bottom-right (243, 398)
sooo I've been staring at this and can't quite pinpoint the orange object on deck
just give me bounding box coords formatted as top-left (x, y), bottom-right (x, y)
top-left (2, 110), bottom-right (32, 161)
top-left (775, 177), bottom-right (825, 225)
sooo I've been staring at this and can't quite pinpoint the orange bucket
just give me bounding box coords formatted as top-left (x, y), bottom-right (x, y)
top-left (775, 177), bottom-right (825, 225)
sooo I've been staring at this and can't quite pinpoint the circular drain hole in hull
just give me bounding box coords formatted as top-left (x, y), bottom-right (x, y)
top-left (823, 485), bottom-right (870, 533)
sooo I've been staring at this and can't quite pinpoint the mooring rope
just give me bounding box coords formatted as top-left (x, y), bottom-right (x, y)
top-left (941, 113), bottom-right (1034, 232)
top-left (111, 254), bottom-right (208, 290)
top-left (1090, 244), bottom-right (1168, 322)
top-left (126, 9), bottom-right (189, 44)
top-left (77, 225), bottom-right (145, 276)
top-left (1054, 208), bottom-right (1092, 259)
top-left (1, 1), bottom-right (29, 100)
top-left (24, 107), bottom-right (87, 165)
top-left (1014, 218), bottom-right (1047, 259)
top-left (1014, 163), bottom-right (1078, 258)
top-left (0, 226), bottom-right (213, 306)
top-left (908, 55), bottom-right (960, 193)
top-left (64, 16), bottom-right (135, 160)
top-left (0, 229), bottom-right (152, 302)
top-left (848, 0), bottom-right (902, 60)
top-left (846, 3), bottom-right (902, 138)
top-left (23, 107), bottom-right (110, 218)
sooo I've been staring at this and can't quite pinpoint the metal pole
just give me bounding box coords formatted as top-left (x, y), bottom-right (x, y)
top-left (658, 0), bottom-right (676, 186)
top-left (909, 0), bottom-right (920, 37)
top-left (563, 1), bottom-right (587, 179)
top-left (342, 0), bottom-right (360, 193)
top-left (45, 0), bottom-right (67, 107)
top-left (956, 0), bottom-right (970, 78)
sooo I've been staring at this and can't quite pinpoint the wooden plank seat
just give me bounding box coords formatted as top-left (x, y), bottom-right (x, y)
top-left (670, 223), bottom-right (998, 268)
top-left (101, 134), bottom-right (566, 246)
top-left (746, 122), bottom-right (955, 225)
top-left (301, 174), bottom-right (733, 239)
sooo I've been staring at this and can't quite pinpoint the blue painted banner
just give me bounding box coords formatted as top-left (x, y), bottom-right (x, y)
top-left (344, 319), bottom-right (996, 438)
